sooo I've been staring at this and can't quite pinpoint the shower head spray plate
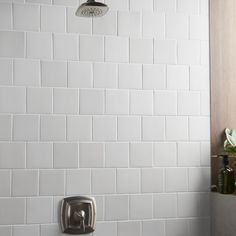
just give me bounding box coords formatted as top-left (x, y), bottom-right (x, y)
top-left (76, 0), bottom-right (109, 18)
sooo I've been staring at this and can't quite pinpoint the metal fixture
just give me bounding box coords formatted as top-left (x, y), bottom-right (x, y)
top-left (61, 196), bottom-right (96, 234)
top-left (75, 0), bottom-right (109, 18)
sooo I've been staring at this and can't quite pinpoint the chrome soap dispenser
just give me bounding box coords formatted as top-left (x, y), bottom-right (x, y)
top-left (61, 196), bottom-right (96, 234)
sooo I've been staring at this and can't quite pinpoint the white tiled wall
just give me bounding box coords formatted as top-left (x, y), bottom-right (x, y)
top-left (0, 0), bottom-right (210, 235)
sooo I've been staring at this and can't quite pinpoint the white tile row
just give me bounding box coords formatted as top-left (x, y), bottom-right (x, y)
top-left (0, 142), bottom-right (210, 169)
top-left (0, 59), bottom-right (209, 90)
top-left (0, 114), bottom-right (210, 141)
top-left (0, 87), bottom-right (209, 116)
top-left (0, 31), bottom-right (208, 64)
top-left (0, 0), bottom-right (203, 15)
top-left (0, 192), bottom-right (210, 225)
top-left (0, 217), bottom-right (211, 236)
top-left (0, 166), bottom-right (210, 196)
top-left (0, 2), bottom-right (208, 34)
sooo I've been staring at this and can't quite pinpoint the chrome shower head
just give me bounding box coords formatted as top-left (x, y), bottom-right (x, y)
top-left (75, 0), bottom-right (109, 18)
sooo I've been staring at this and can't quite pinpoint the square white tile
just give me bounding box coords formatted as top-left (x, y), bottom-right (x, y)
top-left (130, 143), bottom-right (153, 167)
top-left (166, 13), bottom-right (189, 39)
top-left (79, 143), bottom-right (104, 167)
top-left (0, 87), bottom-right (26, 113)
top-left (118, 64), bottom-right (142, 89)
top-left (0, 199), bottom-right (25, 224)
top-left (154, 40), bottom-right (177, 64)
top-left (141, 168), bottom-right (164, 193)
top-left (66, 169), bottom-right (91, 195)
top-left (27, 143), bottom-right (53, 168)
top-left (143, 65), bottom-right (166, 89)
top-left (105, 89), bottom-right (129, 114)
top-left (13, 115), bottom-right (39, 141)
top-left (142, 116), bottom-right (165, 141)
top-left (118, 11), bottom-right (141, 36)
top-left (53, 88), bottom-right (78, 114)
top-left (105, 36), bottom-right (129, 63)
top-left (130, 90), bottom-right (153, 115)
top-left (154, 142), bottom-right (177, 167)
top-left (105, 143), bottom-right (129, 167)
top-left (41, 5), bottom-right (66, 32)
top-left (93, 116), bottom-right (117, 141)
top-left (94, 63), bottom-right (117, 88)
top-left (117, 169), bottom-right (140, 193)
top-left (53, 33), bottom-right (78, 60)
top-left (154, 193), bottom-right (177, 218)
top-left (27, 88), bottom-right (53, 114)
top-left (14, 59), bottom-right (40, 86)
top-left (166, 116), bottom-right (188, 141)
top-left (12, 170), bottom-right (38, 196)
top-left (92, 168), bottom-right (116, 194)
top-left (13, 3), bottom-right (39, 31)
top-left (41, 61), bottom-right (67, 87)
top-left (154, 91), bottom-right (177, 115)
top-left (67, 116), bottom-right (92, 141)
top-left (178, 91), bottom-right (201, 115)
top-left (54, 143), bottom-right (78, 168)
top-left (167, 65), bottom-right (189, 90)
top-left (0, 31), bottom-right (24, 58)
top-left (105, 195), bottom-right (128, 220)
top-left (39, 170), bottom-right (65, 195)
top-left (68, 62), bottom-right (92, 88)
top-left (178, 40), bottom-right (201, 65)
top-left (189, 117), bottom-right (210, 141)
top-left (118, 116), bottom-right (141, 141)
top-left (80, 89), bottom-right (104, 114)
top-left (130, 38), bottom-right (153, 64)
top-left (0, 143), bottom-right (25, 168)
top-left (80, 35), bottom-right (104, 62)
top-left (40, 115), bottom-right (66, 141)
top-left (27, 32), bottom-right (52, 59)
top-left (165, 168), bottom-right (188, 192)
top-left (178, 142), bottom-right (201, 167)
top-left (129, 195), bottom-right (153, 219)
top-left (142, 12), bottom-right (165, 38)
top-left (26, 197), bottom-right (52, 224)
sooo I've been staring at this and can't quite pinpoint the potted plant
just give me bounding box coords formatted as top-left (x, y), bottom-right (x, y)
top-left (224, 128), bottom-right (236, 155)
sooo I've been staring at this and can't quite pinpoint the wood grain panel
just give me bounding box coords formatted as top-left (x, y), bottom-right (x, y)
top-left (210, 0), bottom-right (236, 185)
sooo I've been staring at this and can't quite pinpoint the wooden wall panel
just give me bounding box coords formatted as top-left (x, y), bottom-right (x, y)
top-left (210, 0), bottom-right (236, 184)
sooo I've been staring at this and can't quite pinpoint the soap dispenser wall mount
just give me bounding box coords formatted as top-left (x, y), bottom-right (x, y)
top-left (61, 196), bottom-right (96, 234)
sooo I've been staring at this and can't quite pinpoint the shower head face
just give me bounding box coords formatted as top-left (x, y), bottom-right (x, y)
top-left (76, 0), bottom-right (109, 18)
